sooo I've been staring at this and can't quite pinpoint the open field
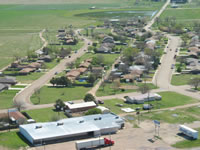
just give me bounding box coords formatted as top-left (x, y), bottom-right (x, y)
top-left (0, 30), bottom-right (41, 69)
top-left (24, 107), bottom-right (67, 122)
top-left (171, 74), bottom-right (200, 86)
top-left (142, 105), bottom-right (200, 124)
top-left (30, 86), bottom-right (91, 104)
top-left (0, 131), bottom-right (28, 149)
top-left (101, 92), bottom-right (198, 114)
top-left (96, 83), bottom-right (157, 97)
top-left (0, 90), bottom-right (19, 109)
top-left (160, 8), bottom-right (200, 25)
top-left (0, 0), bottom-right (164, 70)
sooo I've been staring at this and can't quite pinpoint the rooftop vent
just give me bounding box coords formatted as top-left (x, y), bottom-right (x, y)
top-left (115, 116), bottom-right (119, 119)
top-left (79, 120), bottom-right (84, 123)
top-left (57, 122), bottom-right (64, 126)
top-left (35, 125), bottom-right (42, 129)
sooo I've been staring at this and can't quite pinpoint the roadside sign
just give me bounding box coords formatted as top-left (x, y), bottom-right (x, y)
top-left (153, 120), bottom-right (160, 125)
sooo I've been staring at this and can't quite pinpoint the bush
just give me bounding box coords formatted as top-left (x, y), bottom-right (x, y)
top-left (85, 108), bottom-right (102, 115)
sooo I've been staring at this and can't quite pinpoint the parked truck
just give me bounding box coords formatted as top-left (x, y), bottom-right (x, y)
top-left (76, 137), bottom-right (114, 150)
top-left (179, 125), bottom-right (198, 139)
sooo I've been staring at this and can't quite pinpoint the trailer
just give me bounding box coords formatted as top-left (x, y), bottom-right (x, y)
top-left (179, 125), bottom-right (198, 139)
top-left (76, 137), bottom-right (114, 150)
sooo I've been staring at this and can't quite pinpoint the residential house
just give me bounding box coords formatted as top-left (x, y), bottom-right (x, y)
top-left (19, 68), bottom-right (35, 75)
top-left (125, 93), bottom-right (162, 104)
top-left (27, 62), bottom-right (42, 69)
top-left (129, 65), bottom-right (146, 72)
top-left (79, 62), bottom-right (91, 68)
top-left (9, 111), bottom-right (26, 125)
top-left (66, 70), bottom-right (81, 80)
top-left (38, 55), bottom-right (52, 62)
top-left (97, 36), bottom-right (115, 53)
top-left (0, 83), bottom-right (8, 92)
top-left (0, 76), bottom-right (17, 85)
top-left (77, 67), bottom-right (87, 74)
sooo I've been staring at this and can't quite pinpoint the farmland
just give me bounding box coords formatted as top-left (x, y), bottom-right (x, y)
top-left (0, 0), bottom-right (164, 70)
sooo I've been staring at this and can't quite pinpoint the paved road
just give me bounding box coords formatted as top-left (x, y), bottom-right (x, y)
top-left (13, 31), bottom-right (92, 110)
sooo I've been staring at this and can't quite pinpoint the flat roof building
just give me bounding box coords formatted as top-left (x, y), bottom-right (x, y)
top-left (19, 113), bottom-right (124, 145)
top-left (64, 101), bottom-right (96, 113)
top-left (125, 93), bottom-right (162, 104)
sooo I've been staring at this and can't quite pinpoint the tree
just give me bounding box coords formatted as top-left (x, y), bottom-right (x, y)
top-left (84, 93), bottom-right (95, 102)
top-left (138, 84), bottom-right (152, 112)
top-left (88, 74), bottom-right (96, 85)
top-left (112, 79), bottom-right (121, 92)
top-left (189, 77), bottom-right (200, 90)
top-left (85, 108), bottom-right (102, 115)
top-left (92, 55), bottom-right (105, 66)
top-left (59, 47), bottom-right (71, 58)
top-left (177, 66), bottom-right (182, 73)
top-left (50, 77), bottom-right (57, 86)
top-left (54, 99), bottom-right (65, 111)
top-left (123, 47), bottom-right (139, 64)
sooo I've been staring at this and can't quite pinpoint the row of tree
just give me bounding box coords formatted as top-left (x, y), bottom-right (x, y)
top-left (50, 76), bottom-right (72, 87)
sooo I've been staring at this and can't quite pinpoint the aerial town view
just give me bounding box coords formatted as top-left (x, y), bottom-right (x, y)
top-left (0, 0), bottom-right (200, 149)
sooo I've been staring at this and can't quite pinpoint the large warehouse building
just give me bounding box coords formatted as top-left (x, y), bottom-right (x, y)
top-left (19, 113), bottom-right (124, 145)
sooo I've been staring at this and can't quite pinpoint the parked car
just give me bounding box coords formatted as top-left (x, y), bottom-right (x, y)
top-left (171, 64), bottom-right (175, 69)
top-left (98, 100), bottom-right (104, 104)
top-left (143, 104), bottom-right (153, 110)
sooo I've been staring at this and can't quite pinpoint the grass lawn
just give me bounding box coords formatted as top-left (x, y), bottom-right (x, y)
top-left (16, 72), bottom-right (45, 84)
top-left (171, 74), bottom-right (199, 86)
top-left (0, 30), bottom-right (41, 70)
top-left (96, 83), bottom-right (157, 97)
top-left (0, 90), bottom-right (19, 109)
top-left (76, 53), bottom-right (120, 67)
top-left (24, 107), bottom-right (67, 122)
top-left (172, 128), bottom-right (200, 148)
top-left (0, 131), bottom-right (28, 149)
top-left (160, 8), bottom-right (200, 26)
top-left (101, 91), bottom-right (198, 115)
top-left (30, 86), bottom-right (91, 104)
top-left (142, 106), bottom-right (200, 125)
top-left (11, 85), bottom-right (26, 88)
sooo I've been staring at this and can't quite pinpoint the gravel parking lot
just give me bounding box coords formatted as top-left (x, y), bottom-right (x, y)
top-left (31, 122), bottom-right (177, 150)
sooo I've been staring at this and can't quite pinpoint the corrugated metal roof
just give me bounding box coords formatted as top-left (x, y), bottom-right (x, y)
top-left (64, 101), bottom-right (96, 109)
top-left (20, 113), bottom-right (123, 141)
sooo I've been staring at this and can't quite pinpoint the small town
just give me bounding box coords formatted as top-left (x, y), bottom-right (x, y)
top-left (0, 0), bottom-right (200, 150)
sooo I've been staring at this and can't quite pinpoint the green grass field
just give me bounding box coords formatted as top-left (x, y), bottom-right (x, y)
top-left (96, 83), bottom-right (157, 97)
top-left (24, 107), bottom-right (67, 122)
top-left (171, 74), bottom-right (199, 86)
top-left (101, 92), bottom-right (198, 114)
top-left (0, 90), bottom-right (19, 109)
top-left (16, 72), bottom-right (45, 84)
top-left (0, 131), bottom-right (28, 149)
top-left (0, 0), bottom-right (164, 70)
top-left (30, 86), bottom-right (91, 104)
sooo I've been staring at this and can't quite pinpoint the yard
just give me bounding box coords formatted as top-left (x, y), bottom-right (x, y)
top-left (96, 83), bottom-right (157, 97)
top-left (24, 107), bottom-right (67, 122)
top-left (0, 90), bottom-right (19, 109)
top-left (101, 92), bottom-right (198, 114)
top-left (16, 72), bottom-right (45, 84)
top-left (0, 131), bottom-right (28, 149)
top-left (171, 74), bottom-right (199, 86)
top-left (30, 86), bottom-right (91, 104)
